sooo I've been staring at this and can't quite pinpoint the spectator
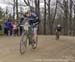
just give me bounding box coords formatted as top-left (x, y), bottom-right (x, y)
top-left (12, 21), bottom-right (17, 36)
top-left (4, 19), bottom-right (12, 36)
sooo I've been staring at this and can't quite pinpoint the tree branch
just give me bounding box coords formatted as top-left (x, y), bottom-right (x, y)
top-left (58, 0), bottom-right (64, 10)
top-left (52, 0), bottom-right (58, 24)
top-left (24, 0), bottom-right (29, 6)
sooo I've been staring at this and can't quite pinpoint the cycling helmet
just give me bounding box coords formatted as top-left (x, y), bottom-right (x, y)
top-left (57, 24), bottom-right (61, 27)
top-left (24, 6), bottom-right (30, 13)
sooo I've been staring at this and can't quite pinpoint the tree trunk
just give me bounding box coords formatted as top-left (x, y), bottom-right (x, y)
top-left (16, 0), bottom-right (18, 20)
top-left (63, 0), bottom-right (68, 35)
top-left (69, 0), bottom-right (73, 35)
top-left (35, 0), bottom-right (41, 34)
top-left (51, 0), bottom-right (58, 35)
top-left (13, 0), bottom-right (16, 20)
top-left (73, 5), bottom-right (75, 36)
top-left (44, 0), bottom-right (46, 35)
top-left (48, 0), bottom-right (51, 35)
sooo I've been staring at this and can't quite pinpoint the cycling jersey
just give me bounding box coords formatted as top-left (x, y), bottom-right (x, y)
top-left (20, 12), bottom-right (39, 27)
top-left (56, 26), bottom-right (62, 32)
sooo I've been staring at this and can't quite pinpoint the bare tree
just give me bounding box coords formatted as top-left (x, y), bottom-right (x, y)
top-left (44, 0), bottom-right (47, 34)
top-left (51, 0), bottom-right (58, 35)
top-left (47, 0), bottom-right (51, 34)
top-left (34, 0), bottom-right (40, 34)
top-left (73, 5), bottom-right (75, 36)
top-left (63, 0), bottom-right (68, 35)
top-left (13, 0), bottom-right (16, 20)
top-left (16, 0), bottom-right (18, 20)
top-left (57, 0), bottom-right (64, 10)
top-left (35, 0), bottom-right (40, 15)
top-left (24, 0), bottom-right (30, 6)
top-left (69, 0), bottom-right (73, 35)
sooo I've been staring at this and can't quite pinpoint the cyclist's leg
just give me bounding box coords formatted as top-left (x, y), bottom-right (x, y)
top-left (31, 27), bottom-right (38, 48)
top-left (56, 30), bottom-right (58, 35)
top-left (56, 29), bottom-right (59, 39)
top-left (33, 27), bottom-right (38, 43)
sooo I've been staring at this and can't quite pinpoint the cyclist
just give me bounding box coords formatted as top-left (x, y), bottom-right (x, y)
top-left (56, 24), bottom-right (62, 39)
top-left (4, 19), bottom-right (12, 36)
top-left (20, 6), bottom-right (40, 49)
top-left (56, 24), bottom-right (62, 32)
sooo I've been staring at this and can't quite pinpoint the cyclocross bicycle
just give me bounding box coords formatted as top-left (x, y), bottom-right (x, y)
top-left (56, 30), bottom-right (60, 40)
top-left (19, 18), bottom-right (38, 54)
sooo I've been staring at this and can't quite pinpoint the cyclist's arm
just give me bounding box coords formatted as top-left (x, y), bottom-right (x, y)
top-left (32, 14), bottom-right (40, 24)
top-left (17, 17), bottom-right (24, 27)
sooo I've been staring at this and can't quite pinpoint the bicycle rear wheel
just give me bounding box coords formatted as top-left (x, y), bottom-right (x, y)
top-left (20, 31), bottom-right (27, 54)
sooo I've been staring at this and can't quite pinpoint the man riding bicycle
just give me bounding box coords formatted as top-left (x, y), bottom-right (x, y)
top-left (20, 6), bottom-right (39, 49)
top-left (56, 24), bottom-right (62, 40)
top-left (56, 24), bottom-right (62, 32)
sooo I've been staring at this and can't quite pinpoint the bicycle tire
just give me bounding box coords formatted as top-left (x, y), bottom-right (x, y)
top-left (56, 31), bottom-right (59, 40)
top-left (20, 31), bottom-right (27, 54)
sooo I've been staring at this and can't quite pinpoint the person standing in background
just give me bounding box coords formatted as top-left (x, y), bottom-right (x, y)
top-left (12, 21), bottom-right (17, 36)
top-left (4, 19), bottom-right (12, 36)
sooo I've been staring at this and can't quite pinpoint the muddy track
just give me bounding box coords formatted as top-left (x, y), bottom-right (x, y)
top-left (0, 35), bottom-right (75, 62)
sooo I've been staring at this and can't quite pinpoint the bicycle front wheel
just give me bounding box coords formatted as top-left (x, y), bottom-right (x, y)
top-left (19, 31), bottom-right (27, 54)
top-left (56, 31), bottom-right (59, 40)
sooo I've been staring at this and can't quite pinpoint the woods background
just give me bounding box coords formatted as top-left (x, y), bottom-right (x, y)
top-left (0, 0), bottom-right (75, 36)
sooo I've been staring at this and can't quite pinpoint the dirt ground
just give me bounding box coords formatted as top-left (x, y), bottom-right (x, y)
top-left (0, 35), bottom-right (75, 62)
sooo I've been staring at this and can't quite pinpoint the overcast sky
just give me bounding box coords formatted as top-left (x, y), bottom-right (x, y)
top-left (0, 0), bottom-right (56, 8)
